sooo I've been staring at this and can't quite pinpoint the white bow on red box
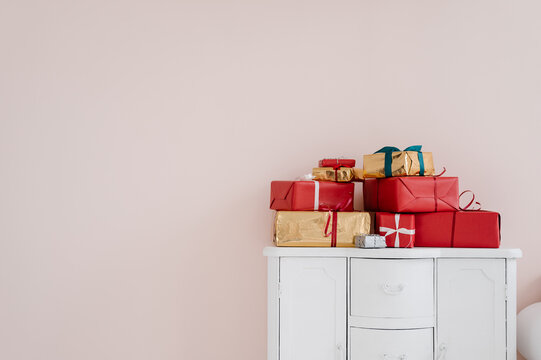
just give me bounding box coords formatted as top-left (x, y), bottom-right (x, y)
top-left (378, 213), bottom-right (415, 248)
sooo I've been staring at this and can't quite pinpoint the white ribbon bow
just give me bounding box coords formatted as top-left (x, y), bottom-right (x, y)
top-left (312, 180), bottom-right (319, 210)
top-left (295, 175), bottom-right (319, 210)
top-left (379, 214), bottom-right (415, 247)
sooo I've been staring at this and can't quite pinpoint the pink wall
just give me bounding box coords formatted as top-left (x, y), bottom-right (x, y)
top-left (1, 0), bottom-right (539, 359)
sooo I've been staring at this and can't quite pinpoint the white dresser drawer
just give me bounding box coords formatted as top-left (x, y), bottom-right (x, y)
top-left (350, 327), bottom-right (433, 360)
top-left (350, 258), bottom-right (434, 320)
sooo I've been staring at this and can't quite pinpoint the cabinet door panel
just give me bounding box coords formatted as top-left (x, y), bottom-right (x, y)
top-left (280, 257), bottom-right (346, 360)
top-left (437, 259), bottom-right (506, 360)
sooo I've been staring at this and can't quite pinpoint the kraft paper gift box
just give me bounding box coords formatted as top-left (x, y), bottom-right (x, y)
top-left (274, 211), bottom-right (371, 247)
top-left (363, 145), bottom-right (435, 178)
top-left (376, 212), bottom-right (415, 248)
top-left (415, 211), bottom-right (501, 248)
top-left (312, 167), bottom-right (364, 182)
top-left (270, 181), bottom-right (354, 211)
top-left (363, 177), bottom-right (459, 213)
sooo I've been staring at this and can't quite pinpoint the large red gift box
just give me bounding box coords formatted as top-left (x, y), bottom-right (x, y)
top-left (376, 212), bottom-right (415, 248)
top-left (270, 181), bottom-right (354, 211)
top-left (363, 177), bottom-right (459, 213)
top-left (415, 211), bottom-right (500, 248)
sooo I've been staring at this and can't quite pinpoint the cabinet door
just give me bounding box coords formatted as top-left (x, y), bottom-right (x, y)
top-left (437, 259), bottom-right (506, 360)
top-left (280, 257), bottom-right (346, 360)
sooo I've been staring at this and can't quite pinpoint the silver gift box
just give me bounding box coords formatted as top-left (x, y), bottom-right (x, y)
top-left (355, 234), bottom-right (387, 248)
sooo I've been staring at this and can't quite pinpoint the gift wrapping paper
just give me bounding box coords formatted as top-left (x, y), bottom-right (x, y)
top-left (274, 211), bottom-right (371, 247)
top-left (355, 234), bottom-right (387, 248)
top-left (363, 177), bottom-right (459, 213)
top-left (318, 158), bottom-right (356, 168)
top-left (415, 211), bottom-right (500, 248)
top-left (312, 167), bottom-right (363, 182)
top-left (270, 181), bottom-right (354, 211)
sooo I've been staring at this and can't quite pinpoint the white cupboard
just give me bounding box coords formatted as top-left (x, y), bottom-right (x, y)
top-left (264, 247), bottom-right (521, 360)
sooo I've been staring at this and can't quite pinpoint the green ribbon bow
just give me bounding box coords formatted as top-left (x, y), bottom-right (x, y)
top-left (374, 145), bottom-right (425, 177)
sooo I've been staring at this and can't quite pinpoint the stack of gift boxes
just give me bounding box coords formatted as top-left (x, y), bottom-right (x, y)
top-left (270, 146), bottom-right (501, 248)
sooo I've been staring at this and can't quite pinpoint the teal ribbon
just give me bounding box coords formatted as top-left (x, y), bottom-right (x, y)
top-left (374, 145), bottom-right (425, 177)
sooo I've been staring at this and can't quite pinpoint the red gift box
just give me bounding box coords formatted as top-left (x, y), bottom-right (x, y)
top-left (415, 211), bottom-right (500, 248)
top-left (376, 212), bottom-right (415, 248)
top-left (318, 158), bottom-right (356, 168)
top-left (363, 177), bottom-right (459, 213)
top-left (270, 181), bottom-right (354, 211)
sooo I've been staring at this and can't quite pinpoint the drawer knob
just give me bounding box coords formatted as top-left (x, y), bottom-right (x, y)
top-left (381, 283), bottom-right (406, 295)
top-left (383, 354), bottom-right (407, 360)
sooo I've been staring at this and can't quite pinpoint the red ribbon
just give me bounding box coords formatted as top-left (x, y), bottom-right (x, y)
top-left (450, 212), bottom-right (457, 247)
top-left (434, 177), bottom-right (438, 212)
top-left (329, 162), bottom-right (353, 170)
top-left (434, 167), bottom-right (447, 177)
top-left (323, 211), bottom-right (338, 247)
top-left (459, 190), bottom-right (481, 211)
top-left (321, 198), bottom-right (352, 247)
top-left (433, 176), bottom-right (480, 211)
top-left (432, 169), bottom-right (481, 211)
top-left (330, 164), bottom-right (353, 182)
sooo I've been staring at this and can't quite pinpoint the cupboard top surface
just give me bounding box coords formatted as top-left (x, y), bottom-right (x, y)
top-left (263, 246), bottom-right (522, 258)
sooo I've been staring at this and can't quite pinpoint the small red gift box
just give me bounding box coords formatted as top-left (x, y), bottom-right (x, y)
top-left (270, 181), bottom-right (354, 211)
top-left (376, 212), bottom-right (415, 248)
top-left (415, 211), bottom-right (500, 248)
top-left (363, 177), bottom-right (459, 213)
top-left (318, 158), bottom-right (356, 168)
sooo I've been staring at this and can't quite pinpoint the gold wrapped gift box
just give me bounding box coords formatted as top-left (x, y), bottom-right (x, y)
top-left (274, 211), bottom-right (371, 247)
top-left (363, 151), bottom-right (435, 178)
top-left (312, 167), bottom-right (364, 182)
